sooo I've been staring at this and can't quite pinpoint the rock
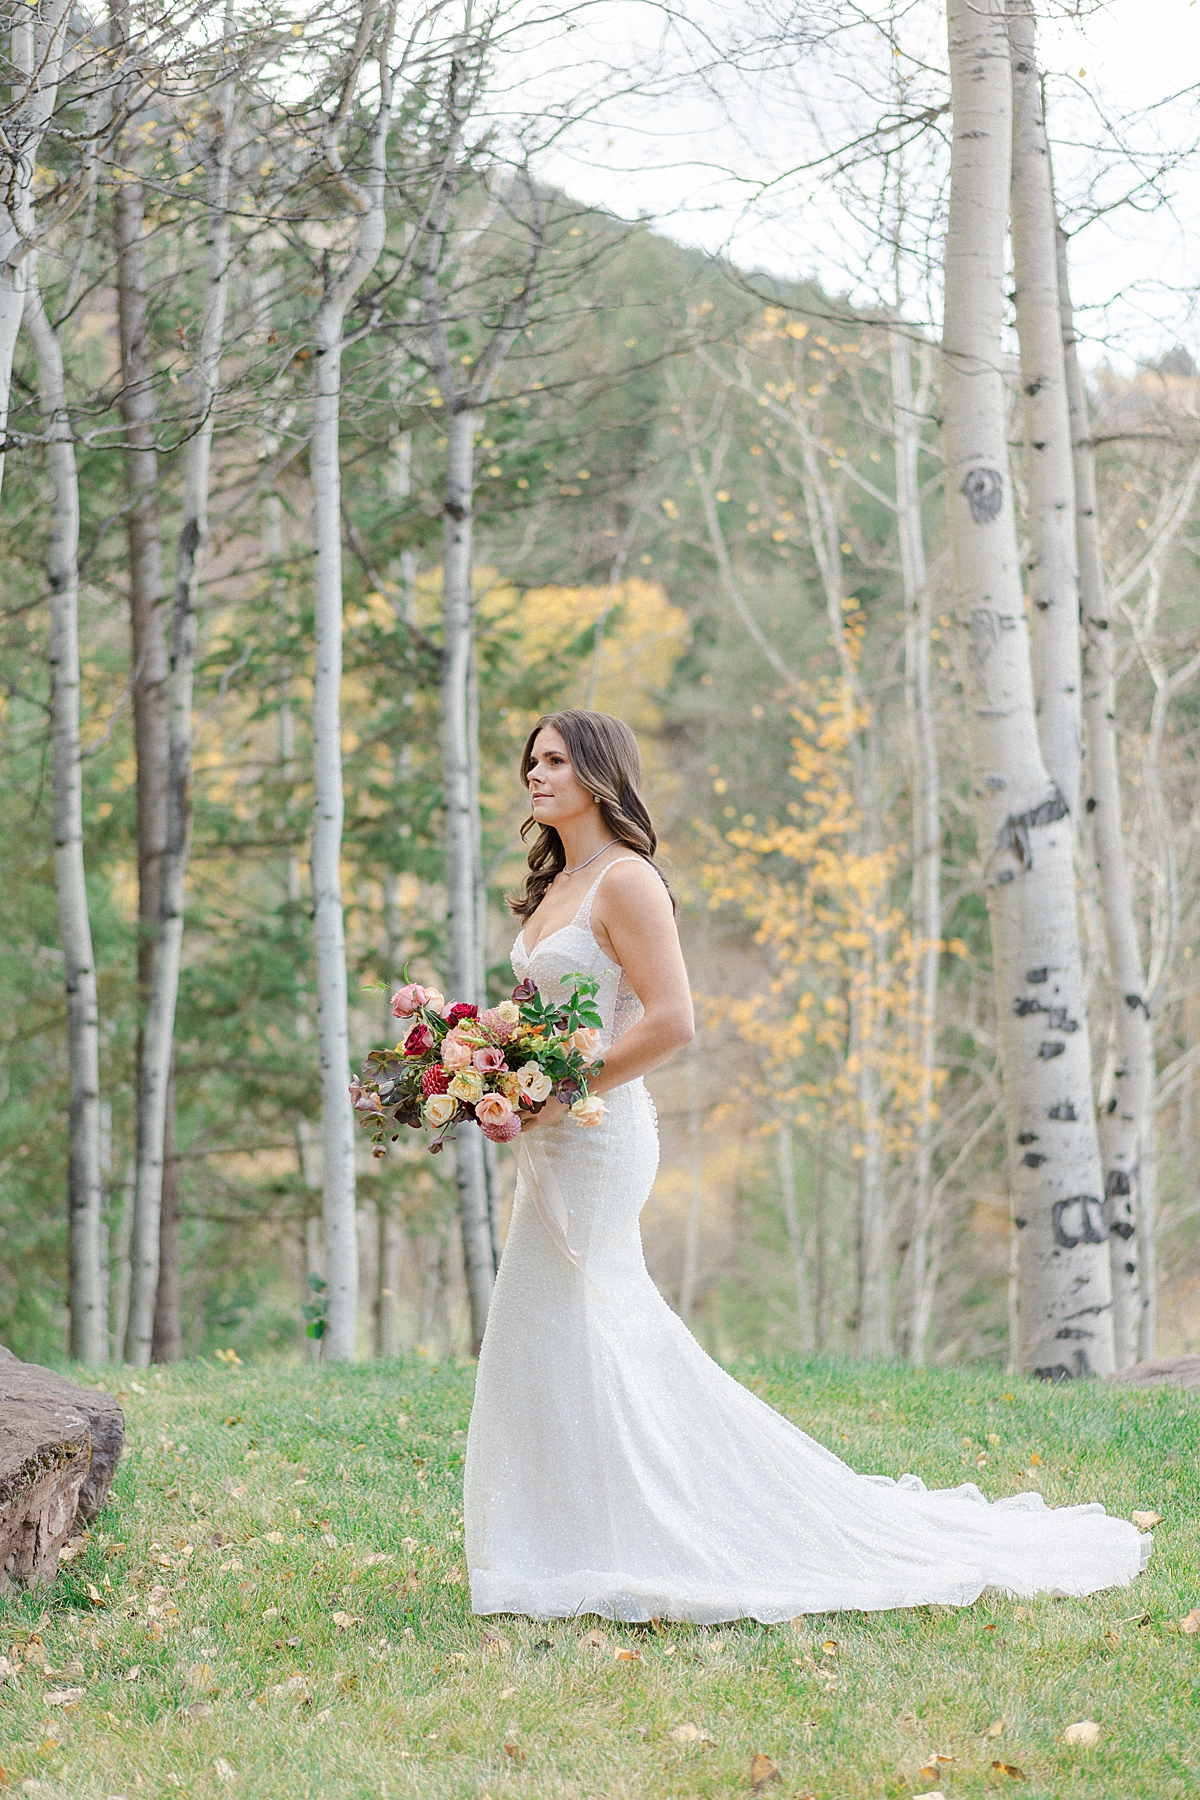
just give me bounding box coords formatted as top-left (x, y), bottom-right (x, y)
top-left (1107, 1353), bottom-right (1200, 1393)
top-left (0, 1347), bottom-right (124, 1591)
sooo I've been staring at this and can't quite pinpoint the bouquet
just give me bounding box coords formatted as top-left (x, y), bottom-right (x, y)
top-left (350, 974), bottom-right (606, 1156)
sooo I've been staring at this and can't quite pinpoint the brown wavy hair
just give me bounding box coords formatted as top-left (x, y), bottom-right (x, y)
top-left (508, 710), bottom-right (674, 920)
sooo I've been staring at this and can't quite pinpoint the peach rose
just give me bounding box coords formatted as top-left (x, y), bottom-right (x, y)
top-left (474, 1092), bottom-right (514, 1130)
top-left (570, 1027), bottom-right (604, 1065)
top-left (516, 1062), bottom-right (553, 1105)
top-left (448, 1070), bottom-right (483, 1105)
top-left (441, 1029), bottom-right (474, 1071)
top-left (570, 1093), bottom-right (606, 1127)
top-left (424, 1093), bottom-right (457, 1128)
top-left (473, 1045), bottom-right (506, 1072)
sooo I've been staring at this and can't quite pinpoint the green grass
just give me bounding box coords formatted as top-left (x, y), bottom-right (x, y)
top-left (0, 1355), bottom-right (1197, 1798)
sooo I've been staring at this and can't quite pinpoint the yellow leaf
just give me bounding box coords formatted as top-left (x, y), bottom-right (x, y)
top-left (1131, 1510), bottom-right (1161, 1529)
top-left (750, 1752), bottom-right (782, 1790)
top-left (992, 1760), bottom-right (1024, 1779)
top-left (1063, 1720), bottom-right (1101, 1747)
top-left (986, 1718), bottom-right (1006, 1738)
top-left (613, 1646), bottom-right (642, 1662)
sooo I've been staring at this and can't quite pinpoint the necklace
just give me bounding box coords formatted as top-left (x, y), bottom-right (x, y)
top-left (562, 839), bottom-right (618, 877)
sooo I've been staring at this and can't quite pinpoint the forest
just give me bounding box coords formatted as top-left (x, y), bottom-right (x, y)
top-left (2, 0), bottom-right (1198, 1379)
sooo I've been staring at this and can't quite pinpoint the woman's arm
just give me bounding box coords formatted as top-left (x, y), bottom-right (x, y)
top-left (521, 858), bottom-right (693, 1130)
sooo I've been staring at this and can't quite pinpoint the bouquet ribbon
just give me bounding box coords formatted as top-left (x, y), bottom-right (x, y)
top-left (517, 1135), bottom-right (600, 1295)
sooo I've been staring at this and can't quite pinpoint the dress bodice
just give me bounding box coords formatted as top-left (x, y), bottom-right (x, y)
top-left (510, 857), bottom-right (645, 1049)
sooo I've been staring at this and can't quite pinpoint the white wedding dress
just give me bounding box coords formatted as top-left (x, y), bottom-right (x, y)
top-left (463, 858), bottom-right (1150, 1623)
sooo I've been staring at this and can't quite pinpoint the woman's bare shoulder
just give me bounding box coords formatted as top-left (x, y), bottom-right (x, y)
top-left (598, 855), bottom-right (671, 912)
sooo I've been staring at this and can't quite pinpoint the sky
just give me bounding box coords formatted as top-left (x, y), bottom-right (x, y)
top-left (509, 0), bottom-right (1200, 369)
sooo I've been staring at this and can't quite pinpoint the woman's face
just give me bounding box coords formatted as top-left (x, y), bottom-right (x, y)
top-left (526, 728), bottom-right (597, 832)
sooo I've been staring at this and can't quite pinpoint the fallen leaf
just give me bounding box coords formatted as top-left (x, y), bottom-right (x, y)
top-left (213, 1756), bottom-right (238, 1782)
top-left (185, 1703), bottom-right (214, 1719)
top-left (187, 1665), bottom-right (215, 1692)
top-left (270, 1675), bottom-right (311, 1699)
top-left (264, 1531), bottom-right (285, 1545)
top-left (84, 1581), bottom-right (105, 1607)
top-left (261, 1608), bottom-right (278, 1622)
top-left (481, 1629), bottom-right (511, 1657)
top-left (820, 1639), bottom-right (837, 1655)
top-left (330, 1612), bottom-right (360, 1629)
top-left (669, 1722), bottom-right (716, 1745)
top-left (580, 1629), bottom-right (609, 1652)
top-left (43, 1688), bottom-right (86, 1707)
top-left (750, 1752), bottom-right (781, 1790)
top-left (1132, 1510), bottom-right (1161, 1530)
top-left (1027, 1452), bottom-right (1043, 1467)
top-left (991, 1761), bottom-right (1024, 1779)
top-left (498, 1685), bottom-right (518, 1699)
top-left (57, 1536), bottom-right (88, 1565)
top-left (314, 1708), bottom-right (332, 1723)
top-left (1179, 1610), bottom-right (1200, 1635)
top-left (502, 1738), bottom-right (526, 1765)
top-left (613, 1646), bottom-right (642, 1662)
top-left (334, 1673), bottom-right (357, 1692)
top-left (1063, 1720), bottom-right (1101, 1747)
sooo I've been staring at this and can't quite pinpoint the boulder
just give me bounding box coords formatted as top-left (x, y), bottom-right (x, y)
top-left (0, 1346), bottom-right (125, 1590)
top-left (1107, 1353), bottom-right (1200, 1393)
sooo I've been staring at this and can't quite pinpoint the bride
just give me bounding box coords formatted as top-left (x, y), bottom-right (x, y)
top-left (463, 709), bottom-right (1149, 1624)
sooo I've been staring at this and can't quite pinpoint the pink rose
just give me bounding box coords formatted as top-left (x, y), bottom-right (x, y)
top-left (473, 1045), bottom-right (506, 1072)
top-left (570, 1027), bottom-right (604, 1066)
top-left (475, 1092), bottom-right (514, 1131)
top-left (570, 1093), bottom-right (606, 1127)
top-left (391, 983), bottom-right (428, 1018)
top-left (441, 1029), bottom-right (474, 1071)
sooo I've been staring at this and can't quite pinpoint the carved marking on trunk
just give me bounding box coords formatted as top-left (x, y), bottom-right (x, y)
top-left (995, 785), bottom-right (1068, 872)
top-left (961, 467), bottom-right (1004, 522)
top-left (1051, 1195), bottom-right (1108, 1248)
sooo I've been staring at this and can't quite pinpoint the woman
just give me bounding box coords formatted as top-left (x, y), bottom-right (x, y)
top-left (463, 709), bottom-right (1148, 1624)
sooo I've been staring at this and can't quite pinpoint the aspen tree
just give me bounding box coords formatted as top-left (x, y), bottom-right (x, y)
top-left (307, 0), bottom-right (399, 1361)
top-left (0, 1), bottom-right (73, 502)
top-left (1008, 0), bottom-right (1083, 818)
top-left (24, 256), bottom-right (107, 1364)
top-left (941, 0), bottom-right (1114, 1377)
top-left (419, 123), bottom-right (544, 1352)
top-left (1056, 234), bottom-right (1153, 1370)
top-left (125, 23), bottom-right (238, 1364)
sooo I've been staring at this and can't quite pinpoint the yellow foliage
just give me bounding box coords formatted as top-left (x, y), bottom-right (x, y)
top-left (703, 675), bottom-right (944, 1158)
top-left (513, 577), bottom-right (687, 729)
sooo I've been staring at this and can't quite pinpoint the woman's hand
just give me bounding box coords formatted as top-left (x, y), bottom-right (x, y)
top-left (517, 1096), bottom-right (569, 1134)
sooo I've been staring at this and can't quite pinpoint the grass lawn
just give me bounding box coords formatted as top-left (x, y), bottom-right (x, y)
top-left (0, 1353), bottom-right (1196, 1799)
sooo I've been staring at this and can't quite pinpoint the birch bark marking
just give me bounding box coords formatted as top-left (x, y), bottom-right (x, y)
top-left (24, 262), bottom-right (107, 1365)
top-left (1008, 0), bottom-right (1083, 819)
top-left (125, 36), bottom-right (238, 1365)
top-left (308, 1), bottom-right (398, 1361)
top-left (1057, 226), bottom-right (1152, 1367)
top-left (941, 0), bottom-right (1114, 1377)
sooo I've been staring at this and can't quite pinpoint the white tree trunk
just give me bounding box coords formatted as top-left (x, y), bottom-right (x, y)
top-left (125, 62), bottom-right (236, 1365)
top-left (893, 329), bottom-right (941, 1363)
top-left (942, 0), bottom-right (1114, 1377)
top-left (307, 13), bottom-right (397, 1361)
top-left (309, 326), bottom-right (360, 1363)
top-left (0, 1), bottom-right (72, 501)
top-left (1056, 226), bottom-right (1154, 1367)
top-left (24, 262), bottom-right (107, 1365)
top-left (1008, 0), bottom-right (1083, 820)
top-left (777, 1123), bottom-right (814, 1351)
top-left (440, 401), bottom-right (495, 1349)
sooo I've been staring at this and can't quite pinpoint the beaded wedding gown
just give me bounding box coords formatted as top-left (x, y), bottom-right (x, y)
top-left (463, 859), bottom-right (1149, 1623)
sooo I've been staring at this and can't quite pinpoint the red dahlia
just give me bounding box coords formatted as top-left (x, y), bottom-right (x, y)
top-left (421, 1065), bottom-right (451, 1097)
top-left (445, 1002), bottom-right (479, 1026)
